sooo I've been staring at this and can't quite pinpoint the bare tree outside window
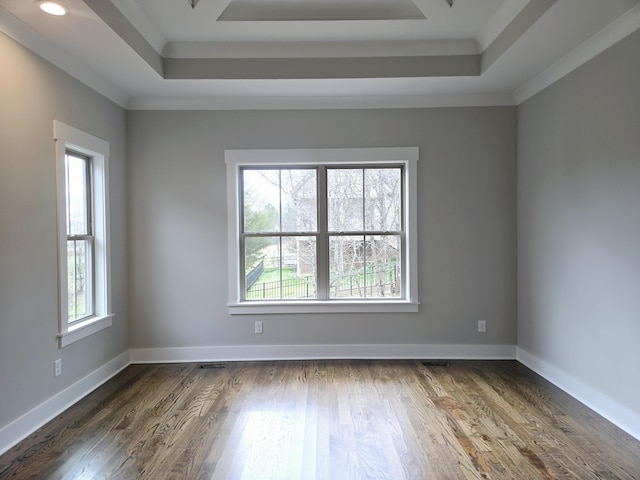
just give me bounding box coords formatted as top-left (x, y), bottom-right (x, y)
top-left (327, 168), bottom-right (401, 299)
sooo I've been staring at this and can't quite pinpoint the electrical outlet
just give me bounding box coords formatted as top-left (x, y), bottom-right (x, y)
top-left (54, 359), bottom-right (62, 377)
top-left (478, 321), bottom-right (486, 333)
top-left (255, 321), bottom-right (263, 334)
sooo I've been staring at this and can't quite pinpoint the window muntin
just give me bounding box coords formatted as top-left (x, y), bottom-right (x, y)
top-left (240, 165), bottom-right (404, 302)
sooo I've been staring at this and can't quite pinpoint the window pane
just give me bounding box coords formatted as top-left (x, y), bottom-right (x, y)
top-left (243, 168), bottom-right (317, 234)
top-left (244, 235), bottom-right (277, 287)
top-left (280, 169), bottom-right (317, 232)
top-left (243, 169), bottom-right (280, 233)
top-left (67, 239), bottom-right (92, 321)
top-left (364, 235), bottom-right (401, 298)
top-left (327, 169), bottom-right (363, 232)
top-left (329, 235), bottom-right (400, 299)
top-left (65, 154), bottom-right (89, 235)
top-left (365, 168), bottom-right (402, 231)
top-left (329, 235), bottom-right (364, 298)
top-left (245, 236), bottom-right (316, 300)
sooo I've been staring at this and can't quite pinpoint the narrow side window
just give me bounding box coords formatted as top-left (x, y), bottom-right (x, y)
top-left (54, 121), bottom-right (113, 347)
top-left (64, 151), bottom-right (94, 323)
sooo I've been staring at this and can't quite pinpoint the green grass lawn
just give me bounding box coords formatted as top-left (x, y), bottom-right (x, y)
top-left (252, 267), bottom-right (297, 283)
top-left (246, 263), bottom-right (399, 300)
top-left (247, 267), bottom-right (316, 299)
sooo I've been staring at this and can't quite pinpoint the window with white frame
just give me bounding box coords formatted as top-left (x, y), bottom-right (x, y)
top-left (54, 121), bottom-right (113, 346)
top-left (226, 147), bottom-right (419, 314)
top-left (65, 151), bottom-right (94, 322)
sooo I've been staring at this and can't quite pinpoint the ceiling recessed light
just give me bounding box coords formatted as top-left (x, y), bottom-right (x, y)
top-left (39, 2), bottom-right (67, 16)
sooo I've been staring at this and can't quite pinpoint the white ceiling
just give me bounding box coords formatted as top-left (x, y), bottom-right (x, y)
top-left (0, 0), bottom-right (638, 109)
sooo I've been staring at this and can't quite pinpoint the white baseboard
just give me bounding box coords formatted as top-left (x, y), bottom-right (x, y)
top-left (517, 347), bottom-right (640, 442)
top-left (0, 351), bottom-right (131, 456)
top-left (130, 343), bottom-right (517, 363)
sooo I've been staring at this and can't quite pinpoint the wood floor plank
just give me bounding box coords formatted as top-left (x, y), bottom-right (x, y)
top-left (1, 360), bottom-right (639, 480)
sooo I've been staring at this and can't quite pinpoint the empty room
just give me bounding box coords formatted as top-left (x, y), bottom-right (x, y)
top-left (1, 0), bottom-right (639, 478)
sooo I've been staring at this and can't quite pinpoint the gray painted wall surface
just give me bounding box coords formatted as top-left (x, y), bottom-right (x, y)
top-left (518, 30), bottom-right (640, 414)
top-left (127, 107), bottom-right (517, 349)
top-left (0, 32), bottom-right (129, 428)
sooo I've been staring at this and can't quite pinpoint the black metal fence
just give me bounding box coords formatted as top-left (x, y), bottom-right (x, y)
top-left (245, 259), bottom-right (264, 291)
top-left (246, 264), bottom-right (398, 299)
top-left (246, 275), bottom-right (316, 299)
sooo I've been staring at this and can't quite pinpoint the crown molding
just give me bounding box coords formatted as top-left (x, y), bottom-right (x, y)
top-left (476, 0), bottom-right (529, 51)
top-left (0, 7), bottom-right (131, 108)
top-left (163, 39), bottom-right (478, 58)
top-left (82, 0), bottom-right (163, 76)
top-left (515, 3), bottom-right (640, 104)
top-left (481, 0), bottom-right (555, 73)
top-left (110, 0), bottom-right (167, 53)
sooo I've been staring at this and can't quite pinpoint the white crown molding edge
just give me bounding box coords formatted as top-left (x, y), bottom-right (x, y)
top-left (515, 3), bottom-right (640, 104)
top-left (476, 0), bottom-right (530, 52)
top-left (164, 39), bottom-right (478, 58)
top-left (0, 7), bottom-right (130, 109)
top-left (517, 347), bottom-right (640, 442)
top-left (0, 351), bottom-right (131, 456)
top-left (129, 343), bottom-right (517, 363)
top-left (110, 0), bottom-right (167, 53)
top-left (127, 92), bottom-right (516, 110)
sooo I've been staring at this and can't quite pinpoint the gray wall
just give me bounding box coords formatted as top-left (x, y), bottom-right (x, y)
top-left (127, 107), bottom-right (517, 350)
top-left (518, 30), bottom-right (640, 415)
top-left (0, 32), bottom-right (129, 429)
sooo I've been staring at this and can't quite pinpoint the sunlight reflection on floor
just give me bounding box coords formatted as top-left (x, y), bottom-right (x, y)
top-left (221, 407), bottom-right (319, 480)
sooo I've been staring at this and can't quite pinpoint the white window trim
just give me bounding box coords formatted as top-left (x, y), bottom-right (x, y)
top-left (225, 147), bottom-right (419, 315)
top-left (54, 121), bottom-right (113, 347)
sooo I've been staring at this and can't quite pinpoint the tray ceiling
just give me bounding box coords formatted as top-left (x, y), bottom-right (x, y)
top-left (0, 0), bottom-right (638, 109)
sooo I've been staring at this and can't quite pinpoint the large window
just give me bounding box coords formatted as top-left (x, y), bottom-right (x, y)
top-left (227, 148), bottom-right (419, 314)
top-left (54, 121), bottom-right (113, 346)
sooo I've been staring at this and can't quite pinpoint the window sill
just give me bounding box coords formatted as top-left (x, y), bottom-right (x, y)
top-left (228, 301), bottom-right (419, 315)
top-left (58, 314), bottom-right (113, 348)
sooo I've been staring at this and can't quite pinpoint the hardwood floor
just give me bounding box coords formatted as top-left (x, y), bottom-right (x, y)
top-left (1, 360), bottom-right (639, 479)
